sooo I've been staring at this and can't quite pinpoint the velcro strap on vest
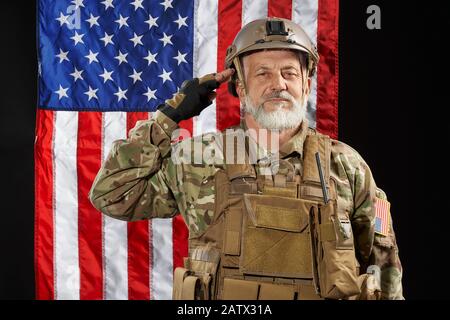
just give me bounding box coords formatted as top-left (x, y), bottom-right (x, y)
top-left (191, 246), bottom-right (220, 263)
top-left (256, 204), bottom-right (306, 232)
top-left (224, 208), bottom-right (242, 255)
top-left (300, 185), bottom-right (330, 199)
top-left (302, 134), bottom-right (331, 186)
top-left (263, 185), bottom-right (297, 198)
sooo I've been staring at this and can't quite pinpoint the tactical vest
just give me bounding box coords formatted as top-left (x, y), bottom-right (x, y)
top-left (173, 130), bottom-right (362, 300)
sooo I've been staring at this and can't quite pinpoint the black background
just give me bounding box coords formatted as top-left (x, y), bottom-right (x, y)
top-left (0, 1), bottom-right (444, 300)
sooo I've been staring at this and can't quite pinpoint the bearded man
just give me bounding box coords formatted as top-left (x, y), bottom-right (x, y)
top-left (89, 17), bottom-right (403, 300)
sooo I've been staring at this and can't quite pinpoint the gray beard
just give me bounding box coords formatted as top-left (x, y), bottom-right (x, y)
top-left (242, 91), bottom-right (307, 130)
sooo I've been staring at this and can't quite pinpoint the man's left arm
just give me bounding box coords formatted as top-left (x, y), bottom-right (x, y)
top-left (369, 188), bottom-right (404, 299)
top-left (337, 145), bottom-right (404, 300)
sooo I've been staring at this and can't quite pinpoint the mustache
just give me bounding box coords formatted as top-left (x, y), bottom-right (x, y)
top-left (261, 91), bottom-right (295, 103)
top-left (254, 91), bottom-right (295, 118)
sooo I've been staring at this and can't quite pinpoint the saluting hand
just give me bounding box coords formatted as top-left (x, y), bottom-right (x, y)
top-left (158, 68), bottom-right (235, 123)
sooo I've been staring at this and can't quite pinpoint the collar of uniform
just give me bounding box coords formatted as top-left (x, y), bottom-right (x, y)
top-left (238, 118), bottom-right (310, 160)
top-left (279, 119), bottom-right (309, 159)
top-left (237, 119), bottom-right (272, 162)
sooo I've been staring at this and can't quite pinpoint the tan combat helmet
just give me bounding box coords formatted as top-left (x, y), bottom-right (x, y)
top-left (225, 17), bottom-right (319, 97)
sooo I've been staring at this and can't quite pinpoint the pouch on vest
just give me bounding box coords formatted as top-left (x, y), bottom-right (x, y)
top-left (172, 268), bottom-right (203, 300)
top-left (173, 245), bottom-right (220, 300)
top-left (240, 193), bottom-right (317, 279)
top-left (309, 200), bottom-right (360, 299)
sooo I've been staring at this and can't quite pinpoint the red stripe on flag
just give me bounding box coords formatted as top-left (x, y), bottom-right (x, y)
top-left (268, 0), bottom-right (293, 18)
top-left (34, 109), bottom-right (55, 300)
top-left (384, 200), bottom-right (390, 235)
top-left (126, 112), bottom-right (151, 300)
top-left (77, 112), bottom-right (103, 299)
top-left (172, 215), bottom-right (189, 272)
top-left (178, 119), bottom-right (193, 138)
top-left (216, 0), bottom-right (242, 131)
top-left (316, 0), bottom-right (339, 139)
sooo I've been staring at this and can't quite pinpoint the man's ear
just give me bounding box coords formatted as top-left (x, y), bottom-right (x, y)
top-left (305, 77), bottom-right (312, 95)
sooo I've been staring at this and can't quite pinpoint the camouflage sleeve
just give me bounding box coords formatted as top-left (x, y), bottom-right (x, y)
top-left (89, 110), bottom-right (180, 221)
top-left (333, 142), bottom-right (404, 300)
top-left (370, 188), bottom-right (404, 300)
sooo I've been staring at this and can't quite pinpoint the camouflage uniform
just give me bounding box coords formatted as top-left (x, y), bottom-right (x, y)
top-left (89, 109), bottom-right (403, 300)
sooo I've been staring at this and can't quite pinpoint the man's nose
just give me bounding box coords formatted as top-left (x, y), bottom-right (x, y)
top-left (269, 73), bottom-right (288, 91)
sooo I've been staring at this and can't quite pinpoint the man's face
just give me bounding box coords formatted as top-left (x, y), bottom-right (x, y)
top-left (237, 49), bottom-right (309, 130)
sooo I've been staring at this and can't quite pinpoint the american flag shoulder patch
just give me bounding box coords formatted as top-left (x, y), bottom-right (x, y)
top-left (374, 197), bottom-right (391, 237)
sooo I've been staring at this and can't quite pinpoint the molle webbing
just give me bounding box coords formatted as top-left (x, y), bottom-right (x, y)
top-left (214, 133), bottom-right (333, 300)
top-left (178, 131), bottom-right (344, 300)
top-left (302, 134), bottom-right (331, 186)
top-left (301, 134), bottom-right (332, 202)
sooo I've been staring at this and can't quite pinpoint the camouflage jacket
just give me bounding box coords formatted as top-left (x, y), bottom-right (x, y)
top-left (89, 110), bottom-right (404, 300)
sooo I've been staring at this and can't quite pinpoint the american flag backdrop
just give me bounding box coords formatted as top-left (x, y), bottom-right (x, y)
top-left (35, 0), bottom-right (339, 299)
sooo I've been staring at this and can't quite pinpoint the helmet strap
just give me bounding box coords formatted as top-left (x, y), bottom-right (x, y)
top-left (233, 57), bottom-right (247, 96)
top-left (301, 64), bottom-right (310, 106)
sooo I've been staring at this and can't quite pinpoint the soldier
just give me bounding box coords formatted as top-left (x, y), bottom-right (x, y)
top-left (89, 17), bottom-right (403, 300)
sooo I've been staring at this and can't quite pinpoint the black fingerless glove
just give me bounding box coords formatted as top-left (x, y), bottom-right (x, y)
top-left (157, 74), bottom-right (220, 123)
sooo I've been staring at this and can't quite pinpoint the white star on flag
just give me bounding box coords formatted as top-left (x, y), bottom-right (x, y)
top-left (85, 50), bottom-right (99, 64)
top-left (174, 14), bottom-right (188, 29)
top-left (55, 85), bottom-right (69, 100)
top-left (115, 15), bottom-right (129, 29)
top-left (159, 33), bottom-right (173, 47)
top-left (143, 87), bottom-right (157, 102)
top-left (114, 87), bottom-right (128, 101)
top-left (101, 0), bottom-right (114, 10)
top-left (158, 68), bottom-right (172, 83)
top-left (71, 31), bottom-right (84, 46)
top-left (145, 14), bottom-right (159, 29)
top-left (129, 33), bottom-right (143, 47)
top-left (56, 49), bottom-right (69, 63)
top-left (174, 51), bottom-right (187, 65)
top-left (129, 69), bottom-right (143, 84)
top-left (71, 0), bottom-right (85, 9)
top-left (99, 68), bottom-right (114, 83)
top-left (144, 51), bottom-right (158, 65)
top-left (84, 86), bottom-right (99, 101)
top-left (100, 32), bottom-right (114, 46)
top-left (131, 0), bottom-right (144, 11)
top-left (160, 0), bottom-right (173, 11)
top-left (115, 51), bottom-right (128, 65)
top-left (86, 14), bottom-right (100, 28)
top-left (56, 12), bottom-right (69, 26)
top-left (70, 67), bottom-right (84, 82)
